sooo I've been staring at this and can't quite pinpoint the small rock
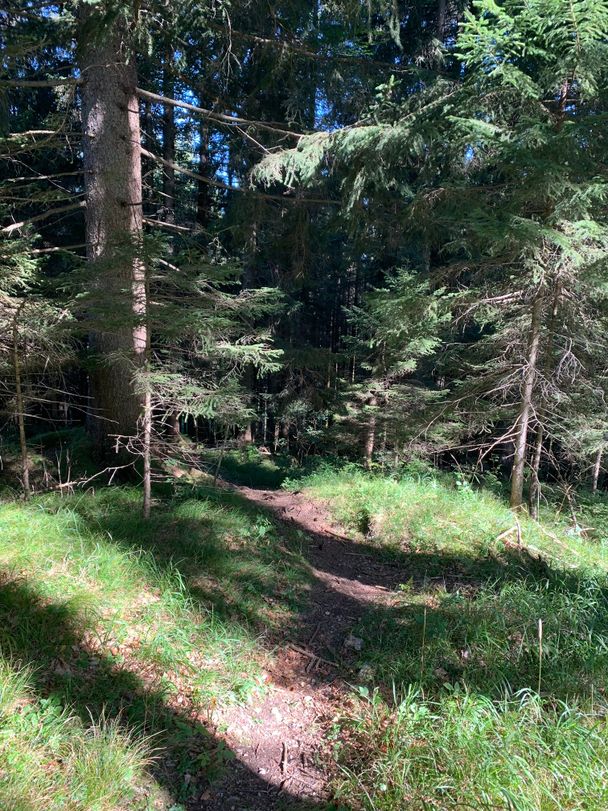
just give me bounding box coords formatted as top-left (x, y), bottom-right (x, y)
top-left (271, 706), bottom-right (283, 722)
top-left (358, 663), bottom-right (374, 681)
top-left (344, 633), bottom-right (364, 651)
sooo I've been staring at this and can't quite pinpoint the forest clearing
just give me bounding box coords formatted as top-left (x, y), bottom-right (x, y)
top-left (3, 0), bottom-right (608, 808)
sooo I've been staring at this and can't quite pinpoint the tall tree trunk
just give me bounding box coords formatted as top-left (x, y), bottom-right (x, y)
top-left (592, 447), bottom-right (603, 493)
top-left (162, 55), bottom-right (176, 227)
top-left (12, 307), bottom-right (30, 499)
top-left (141, 265), bottom-right (152, 518)
top-left (197, 117), bottom-right (211, 227)
top-left (161, 55), bottom-right (181, 439)
top-left (142, 386), bottom-right (152, 518)
top-left (510, 297), bottom-right (543, 509)
top-left (437, 0), bottom-right (447, 37)
top-left (78, 7), bottom-right (147, 449)
top-left (526, 282), bottom-right (560, 516)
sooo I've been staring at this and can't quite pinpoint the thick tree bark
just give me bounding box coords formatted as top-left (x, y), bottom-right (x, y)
top-left (592, 447), bottom-right (602, 493)
top-left (78, 7), bottom-right (147, 448)
top-left (510, 297), bottom-right (543, 509)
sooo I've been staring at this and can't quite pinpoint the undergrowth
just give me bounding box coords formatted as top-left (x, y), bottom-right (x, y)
top-left (333, 687), bottom-right (608, 810)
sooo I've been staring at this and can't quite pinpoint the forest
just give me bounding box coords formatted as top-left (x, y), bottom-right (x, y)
top-left (2, 0), bottom-right (608, 809)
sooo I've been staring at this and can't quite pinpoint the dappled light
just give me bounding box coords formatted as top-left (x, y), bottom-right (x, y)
top-left (4, 0), bottom-right (608, 807)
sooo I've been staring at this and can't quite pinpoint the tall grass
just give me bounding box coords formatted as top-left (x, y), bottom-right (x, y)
top-left (0, 659), bottom-right (149, 811)
top-left (334, 687), bottom-right (608, 810)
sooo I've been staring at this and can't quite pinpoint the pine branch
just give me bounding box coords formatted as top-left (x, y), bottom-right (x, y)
top-left (1, 201), bottom-right (86, 234)
top-left (5, 172), bottom-right (84, 184)
top-left (140, 147), bottom-right (339, 206)
top-left (136, 88), bottom-right (304, 140)
top-left (208, 24), bottom-right (439, 76)
top-left (0, 78), bottom-right (81, 87)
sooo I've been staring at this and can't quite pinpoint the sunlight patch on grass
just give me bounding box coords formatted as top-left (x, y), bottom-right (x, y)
top-left (0, 484), bottom-right (311, 807)
top-left (292, 464), bottom-right (608, 570)
top-left (294, 465), bottom-right (608, 809)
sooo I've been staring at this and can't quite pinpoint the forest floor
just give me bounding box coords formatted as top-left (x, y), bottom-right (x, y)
top-left (204, 483), bottom-right (402, 810)
top-left (4, 447), bottom-right (608, 810)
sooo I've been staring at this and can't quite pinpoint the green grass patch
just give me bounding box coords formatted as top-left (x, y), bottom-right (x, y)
top-left (208, 446), bottom-right (300, 488)
top-left (0, 657), bottom-right (150, 811)
top-left (290, 463), bottom-right (608, 570)
top-left (333, 687), bottom-right (608, 810)
top-left (0, 484), bottom-right (312, 808)
top-left (294, 464), bottom-right (608, 809)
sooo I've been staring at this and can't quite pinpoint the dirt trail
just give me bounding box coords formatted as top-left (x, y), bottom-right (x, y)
top-left (200, 486), bottom-right (405, 811)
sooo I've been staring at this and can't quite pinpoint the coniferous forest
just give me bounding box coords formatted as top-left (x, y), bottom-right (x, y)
top-left (3, 1), bottom-right (608, 809)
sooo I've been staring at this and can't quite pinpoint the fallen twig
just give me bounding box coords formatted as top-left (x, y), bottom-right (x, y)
top-left (286, 643), bottom-right (338, 668)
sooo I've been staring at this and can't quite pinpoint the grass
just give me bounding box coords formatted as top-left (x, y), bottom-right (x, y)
top-left (0, 657), bottom-right (150, 811)
top-left (0, 483), bottom-right (313, 809)
top-left (289, 463), bottom-right (608, 570)
top-left (5, 446), bottom-right (608, 810)
top-left (332, 687), bottom-right (608, 810)
top-left (291, 463), bottom-right (608, 810)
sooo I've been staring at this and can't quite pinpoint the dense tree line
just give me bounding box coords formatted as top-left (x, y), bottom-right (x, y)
top-left (2, 0), bottom-right (608, 512)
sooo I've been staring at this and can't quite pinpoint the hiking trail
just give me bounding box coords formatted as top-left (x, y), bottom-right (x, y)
top-left (201, 485), bottom-right (405, 810)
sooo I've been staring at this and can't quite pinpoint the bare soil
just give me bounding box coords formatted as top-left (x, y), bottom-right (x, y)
top-left (199, 486), bottom-right (405, 811)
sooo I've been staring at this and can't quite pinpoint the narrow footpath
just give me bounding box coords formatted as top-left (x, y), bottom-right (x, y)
top-left (201, 486), bottom-right (405, 810)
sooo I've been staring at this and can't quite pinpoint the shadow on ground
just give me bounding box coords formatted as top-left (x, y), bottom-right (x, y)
top-left (0, 574), bottom-right (344, 810)
top-left (4, 480), bottom-right (608, 808)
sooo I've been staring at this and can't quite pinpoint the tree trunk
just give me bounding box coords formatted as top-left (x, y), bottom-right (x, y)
top-left (197, 117), bottom-right (211, 227)
top-left (162, 55), bottom-right (176, 228)
top-left (527, 280), bottom-right (559, 516)
top-left (437, 0), bottom-right (448, 37)
top-left (592, 447), bottom-right (602, 493)
top-left (510, 297), bottom-right (543, 509)
top-left (364, 395), bottom-right (378, 469)
top-left (528, 424), bottom-right (543, 518)
top-left (142, 386), bottom-right (152, 518)
top-left (78, 6), bottom-right (147, 449)
top-left (12, 308), bottom-right (30, 499)
top-left (168, 411), bottom-right (180, 438)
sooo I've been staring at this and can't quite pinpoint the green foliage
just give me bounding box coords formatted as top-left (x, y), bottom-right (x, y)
top-left (0, 658), bottom-right (150, 811)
